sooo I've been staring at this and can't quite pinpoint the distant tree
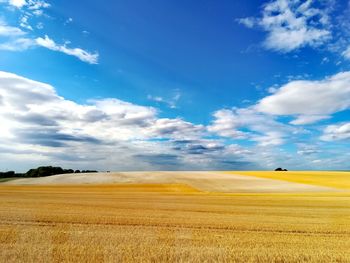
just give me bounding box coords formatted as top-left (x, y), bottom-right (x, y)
top-left (275, 168), bottom-right (288, 171)
top-left (25, 166), bottom-right (64, 177)
top-left (0, 171), bottom-right (15, 178)
top-left (25, 168), bottom-right (38, 177)
top-left (7, 171), bottom-right (15, 177)
top-left (81, 170), bottom-right (98, 173)
top-left (1, 166), bottom-right (97, 178)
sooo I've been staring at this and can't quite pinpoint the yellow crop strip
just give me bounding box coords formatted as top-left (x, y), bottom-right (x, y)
top-left (227, 171), bottom-right (350, 190)
top-left (1, 183), bottom-right (350, 262)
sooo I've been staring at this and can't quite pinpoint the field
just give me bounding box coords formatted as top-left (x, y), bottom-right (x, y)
top-left (0, 178), bottom-right (15, 183)
top-left (1, 172), bottom-right (350, 262)
top-left (231, 171), bottom-right (350, 190)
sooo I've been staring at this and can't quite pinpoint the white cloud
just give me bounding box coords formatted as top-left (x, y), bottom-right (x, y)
top-left (321, 123), bottom-right (350, 141)
top-left (342, 45), bottom-right (350, 60)
top-left (20, 15), bottom-right (33, 31)
top-left (0, 21), bottom-right (26, 36)
top-left (297, 144), bottom-right (320, 156)
top-left (0, 71), bottom-right (155, 142)
top-left (6, 0), bottom-right (50, 10)
top-left (256, 72), bottom-right (350, 124)
top-left (147, 90), bottom-right (181, 109)
top-left (36, 22), bottom-right (43, 29)
top-left (27, 0), bottom-right (49, 10)
top-left (150, 118), bottom-right (204, 139)
top-left (0, 37), bottom-right (34, 51)
top-left (207, 109), bottom-right (247, 139)
top-left (252, 131), bottom-right (285, 147)
top-left (290, 115), bottom-right (330, 125)
top-left (64, 17), bottom-right (73, 26)
top-left (36, 35), bottom-right (99, 64)
top-left (0, 20), bottom-right (33, 51)
top-left (208, 107), bottom-right (295, 146)
top-left (239, 0), bottom-right (332, 52)
top-left (0, 71), bottom-right (224, 171)
top-left (236, 17), bottom-right (256, 28)
top-left (0, 29), bottom-right (99, 64)
top-left (8, 0), bottom-right (26, 8)
top-left (0, 2), bottom-right (97, 65)
top-left (1, 71), bottom-right (349, 171)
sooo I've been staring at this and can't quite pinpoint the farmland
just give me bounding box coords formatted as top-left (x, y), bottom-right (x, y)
top-left (1, 172), bottom-right (350, 262)
top-left (231, 171), bottom-right (350, 190)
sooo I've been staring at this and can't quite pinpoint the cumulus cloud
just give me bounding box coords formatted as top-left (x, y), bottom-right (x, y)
top-left (172, 139), bottom-right (225, 155)
top-left (238, 0), bottom-right (332, 52)
top-left (1, 71), bottom-right (247, 171)
top-left (207, 109), bottom-right (247, 139)
top-left (6, 0), bottom-right (50, 11)
top-left (8, 0), bottom-right (26, 8)
top-left (0, 37), bottom-right (34, 51)
top-left (252, 131), bottom-right (285, 147)
top-left (0, 21), bottom-right (26, 36)
top-left (297, 144), bottom-right (320, 155)
top-left (208, 107), bottom-right (295, 146)
top-left (0, 20), bottom-right (34, 51)
top-left (289, 115), bottom-right (331, 125)
top-left (1, 70), bottom-right (348, 171)
top-left (256, 71), bottom-right (350, 124)
top-left (36, 35), bottom-right (99, 64)
top-left (321, 123), bottom-right (350, 141)
top-left (150, 118), bottom-right (204, 139)
top-left (27, 0), bottom-right (50, 11)
top-left (0, 71), bottom-right (195, 143)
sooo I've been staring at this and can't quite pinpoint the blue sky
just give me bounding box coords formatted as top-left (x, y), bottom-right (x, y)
top-left (0, 0), bottom-right (350, 172)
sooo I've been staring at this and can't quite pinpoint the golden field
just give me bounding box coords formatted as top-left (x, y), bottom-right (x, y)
top-left (231, 171), bottom-right (350, 190)
top-left (1, 172), bottom-right (350, 262)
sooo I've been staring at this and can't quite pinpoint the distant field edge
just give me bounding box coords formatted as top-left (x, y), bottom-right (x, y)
top-left (226, 171), bottom-right (350, 190)
top-left (0, 183), bottom-right (201, 193)
top-left (0, 178), bottom-right (18, 183)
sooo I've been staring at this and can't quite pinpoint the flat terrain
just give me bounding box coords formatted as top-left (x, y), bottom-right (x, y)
top-left (231, 171), bottom-right (350, 190)
top-left (1, 171), bottom-right (350, 262)
top-left (5, 171), bottom-right (337, 193)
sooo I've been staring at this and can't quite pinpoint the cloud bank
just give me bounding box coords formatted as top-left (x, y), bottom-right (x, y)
top-left (256, 72), bottom-right (350, 124)
top-left (1, 70), bottom-right (349, 171)
top-left (0, 71), bottom-right (256, 171)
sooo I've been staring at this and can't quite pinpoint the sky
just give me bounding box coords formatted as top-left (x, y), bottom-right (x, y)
top-left (0, 0), bottom-right (350, 172)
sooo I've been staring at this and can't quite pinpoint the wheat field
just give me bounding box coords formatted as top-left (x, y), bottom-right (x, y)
top-left (231, 171), bottom-right (350, 190)
top-left (1, 172), bottom-right (350, 262)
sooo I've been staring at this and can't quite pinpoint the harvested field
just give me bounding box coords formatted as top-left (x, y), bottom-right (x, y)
top-left (5, 171), bottom-right (338, 193)
top-left (0, 181), bottom-right (350, 262)
top-left (231, 171), bottom-right (350, 190)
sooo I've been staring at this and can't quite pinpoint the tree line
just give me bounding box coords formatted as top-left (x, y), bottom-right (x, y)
top-left (0, 166), bottom-right (98, 178)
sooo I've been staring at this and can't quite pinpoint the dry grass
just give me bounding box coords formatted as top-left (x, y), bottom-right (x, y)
top-left (1, 182), bottom-right (350, 262)
top-left (230, 171), bottom-right (350, 190)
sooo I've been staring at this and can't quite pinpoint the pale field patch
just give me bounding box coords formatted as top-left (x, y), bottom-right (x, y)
top-left (5, 171), bottom-right (337, 193)
top-left (0, 180), bottom-right (350, 262)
